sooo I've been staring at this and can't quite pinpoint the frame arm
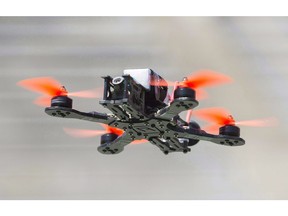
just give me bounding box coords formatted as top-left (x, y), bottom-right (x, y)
top-left (166, 124), bottom-right (245, 146)
top-left (45, 106), bottom-right (117, 125)
top-left (155, 97), bottom-right (198, 120)
top-left (97, 132), bottom-right (134, 154)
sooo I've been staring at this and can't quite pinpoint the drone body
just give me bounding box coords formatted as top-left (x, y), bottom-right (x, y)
top-left (43, 69), bottom-right (245, 155)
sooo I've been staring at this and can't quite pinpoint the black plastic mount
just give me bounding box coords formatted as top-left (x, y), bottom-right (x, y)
top-left (45, 92), bottom-right (245, 155)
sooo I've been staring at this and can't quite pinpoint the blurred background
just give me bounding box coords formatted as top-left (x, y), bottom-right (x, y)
top-left (0, 17), bottom-right (287, 199)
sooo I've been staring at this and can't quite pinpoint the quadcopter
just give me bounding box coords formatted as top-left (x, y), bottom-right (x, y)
top-left (18, 69), bottom-right (275, 155)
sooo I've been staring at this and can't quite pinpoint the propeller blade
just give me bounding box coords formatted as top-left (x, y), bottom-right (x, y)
top-left (68, 87), bottom-right (103, 98)
top-left (194, 107), bottom-right (278, 130)
top-left (100, 124), bottom-right (124, 136)
top-left (151, 70), bottom-right (231, 103)
top-left (186, 110), bottom-right (193, 123)
top-left (64, 124), bottom-right (124, 139)
top-left (195, 88), bottom-right (208, 100)
top-left (193, 107), bottom-right (235, 125)
top-left (131, 139), bottom-right (148, 144)
top-left (17, 77), bottom-right (66, 96)
top-left (185, 70), bottom-right (233, 89)
top-left (235, 117), bottom-right (278, 127)
top-left (18, 77), bottom-right (104, 107)
top-left (202, 118), bottom-right (278, 135)
top-left (63, 128), bottom-right (106, 138)
top-left (33, 96), bottom-right (51, 107)
top-left (33, 89), bottom-right (100, 107)
top-left (64, 127), bottom-right (148, 145)
top-left (151, 70), bottom-right (232, 89)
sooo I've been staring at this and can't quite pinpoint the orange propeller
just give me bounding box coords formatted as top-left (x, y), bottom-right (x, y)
top-left (186, 110), bottom-right (193, 123)
top-left (150, 70), bottom-right (232, 101)
top-left (63, 124), bottom-right (148, 144)
top-left (150, 70), bottom-right (232, 88)
top-left (192, 107), bottom-right (278, 134)
top-left (63, 128), bottom-right (108, 138)
top-left (17, 77), bottom-right (102, 107)
top-left (180, 70), bottom-right (232, 89)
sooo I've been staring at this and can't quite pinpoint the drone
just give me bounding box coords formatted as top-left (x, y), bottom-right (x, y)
top-left (18, 69), bottom-right (275, 155)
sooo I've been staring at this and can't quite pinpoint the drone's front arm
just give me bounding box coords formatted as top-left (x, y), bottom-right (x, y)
top-left (45, 106), bottom-right (117, 125)
top-left (97, 132), bottom-right (133, 154)
top-left (166, 124), bottom-right (245, 147)
top-left (156, 97), bottom-right (198, 120)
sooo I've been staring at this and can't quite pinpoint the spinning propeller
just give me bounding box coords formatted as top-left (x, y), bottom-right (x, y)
top-left (17, 77), bottom-right (102, 107)
top-left (150, 70), bottom-right (233, 100)
top-left (63, 124), bottom-right (148, 144)
top-left (189, 107), bottom-right (278, 134)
